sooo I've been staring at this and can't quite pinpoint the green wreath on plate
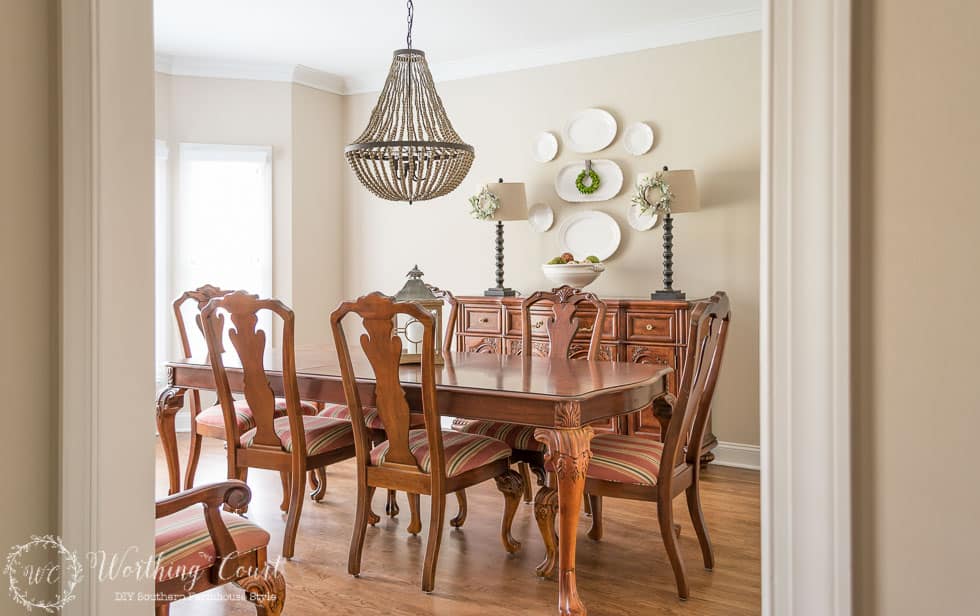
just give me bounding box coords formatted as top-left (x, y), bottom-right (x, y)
top-left (575, 169), bottom-right (601, 195)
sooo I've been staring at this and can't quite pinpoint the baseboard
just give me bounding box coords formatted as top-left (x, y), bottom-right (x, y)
top-left (711, 441), bottom-right (760, 470)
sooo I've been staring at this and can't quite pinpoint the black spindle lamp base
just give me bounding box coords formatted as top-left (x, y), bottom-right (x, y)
top-left (485, 220), bottom-right (516, 297)
top-left (651, 211), bottom-right (686, 300)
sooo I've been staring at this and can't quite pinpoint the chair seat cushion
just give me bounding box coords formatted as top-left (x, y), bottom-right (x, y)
top-left (583, 433), bottom-right (665, 486)
top-left (317, 403), bottom-right (426, 432)
top-left (240, 415), bottom-right (354, 456)
top-left (455, 420), bottom-right (547, 452)
top-left (155, 507), bottom-right (270, 582)
top-left (370, 429), bottom-right (511, 477)
top-left (197, 398), bottom-right (318, 434)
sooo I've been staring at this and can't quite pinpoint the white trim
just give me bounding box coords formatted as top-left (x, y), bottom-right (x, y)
top-left (713, 442), bottom-right (761, 471)
top-left (762, 1), bottom-right (851, 615)
top-left (155, 9), bottom-right (761, 95)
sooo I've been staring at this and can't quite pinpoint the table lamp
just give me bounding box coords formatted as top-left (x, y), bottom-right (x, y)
top-left (650, 168), bottom-right (700, 300)
top-left (482, 179), bottom-right (527, 297)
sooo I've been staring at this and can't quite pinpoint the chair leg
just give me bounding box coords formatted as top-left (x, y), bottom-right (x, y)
top-left (282, 469), bottom-right (306, 559)
top-left (385, 489), bottom-right (399, 517)
top-left (518, 462), bottom-right (533, 503)
top-left (278, 472), bottom-right (290, 512)
top-left (686, 483), bottom-right (714, 570)
top-left (494, 469), bottom-right (524, 553)
top-left (367, 487), bottom-right (380, 526)
top-left (155, 605), bottom-right (170, 616)
top-left (420, 491), bottom-right (447, 593)
top-left (583, 493), bottom-right (592, 516)
top-left (587, 494), bottom-right (603, 541)
top-left (533, 483), bottom-right (559, 578)
top-left (450, 490), bottom-right (467, 528)
top-left (183, 430), bottom-right (203, 490)
top-left (407, 493), bottom-right (422, 535)
top-left (238, 565), bottom-right (286, 615)
top-left (310, 468), bottom-right (327, 502)
top-left (349, 483), bottom-right (372, 576)
top-left (658, 495), bottom-right (689, 600)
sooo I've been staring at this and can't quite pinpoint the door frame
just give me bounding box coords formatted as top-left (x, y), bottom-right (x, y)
top-left (59, 1), bottom-right (852, 614)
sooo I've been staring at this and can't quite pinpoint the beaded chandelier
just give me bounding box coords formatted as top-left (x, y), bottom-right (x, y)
top-left (345, 0), bottom-right (474, 204)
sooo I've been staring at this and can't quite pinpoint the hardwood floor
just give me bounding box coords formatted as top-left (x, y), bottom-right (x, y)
top-left (157, 435), bottom-right (760, 615)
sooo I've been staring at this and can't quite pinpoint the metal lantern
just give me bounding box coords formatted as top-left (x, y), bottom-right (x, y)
top-left (393, 265), bottom-right (443, 364)
top-left (344, 0), bottom-right (474, 204)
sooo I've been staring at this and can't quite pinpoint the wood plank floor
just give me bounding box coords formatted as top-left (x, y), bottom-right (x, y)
top-left (157, 435), bottom-right (760, 615)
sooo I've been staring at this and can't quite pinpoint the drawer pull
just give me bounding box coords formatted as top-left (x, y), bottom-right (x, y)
top-left (479, 317), bottom-right (490, 324)
top-left (645, 324), bottom-right (654, 331)
top-left (578, 326), bottom-right (593, 334)
top-left (533, 321), bottom-right (544, 329)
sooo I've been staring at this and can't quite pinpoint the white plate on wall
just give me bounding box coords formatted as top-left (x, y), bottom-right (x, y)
top-left (562, 108), bottom-right (617, 153)
top-left (528, 203), bottom-right (555, 232)
top-left (627, 203), bottom-right (659, 231)
top-left (554, 159), bottom-right (624, 202)
top-left (624, 122), bottom-right (655, 155)
top-left (531, 131), bottom-right (559, 162)
top-left (557, 210), bottom-right (622, 261)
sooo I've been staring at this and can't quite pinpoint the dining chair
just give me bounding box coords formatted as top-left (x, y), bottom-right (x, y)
top-left (454, 284), bottom-right (607, 550)
top-left (330, 292), bottom-right (524, 592)
top-left (154, 480), bottom-right (285, 615)
top-left (578, 291), bottom-right (730, 599)
top-left (174, 284), bottom-right (320, 497)
top-left (201, 291), bottom-right (357, 559)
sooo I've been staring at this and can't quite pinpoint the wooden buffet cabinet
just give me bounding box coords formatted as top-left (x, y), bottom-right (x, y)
top-left (452, 295), bottom-right (718, 462)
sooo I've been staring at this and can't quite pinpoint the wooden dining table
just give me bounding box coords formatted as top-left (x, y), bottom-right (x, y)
top-left (157, 347), bottom-right (671, 616)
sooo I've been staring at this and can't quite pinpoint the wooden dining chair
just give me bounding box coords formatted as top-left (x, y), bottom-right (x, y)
top-left (578, 291), bottom-right (730, 600)
top-left (330, 292), bottom-right (525, 592)
top-left (201, 291), bottom-right (357, 559)
top-left (454, 284), bottom-right (607, 543)
top-left (174, 284), bottom-right (319, 495)
top-left (155, 480), bottom-right (285, 615)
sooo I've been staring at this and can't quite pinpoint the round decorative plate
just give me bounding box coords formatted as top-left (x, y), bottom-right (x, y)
top-left (528, 203), bottom-right (555, 232)
top-left (557, 210), bottom-right (622, 261)
top-left (562, 108), bottom-right (617, 153)
top-left (553, 159), bottom-right (624, 202)
top-left (627, 203), bottom-right (659, 231)
top-left (624, 122), bottom-right (655, 155)
top-left (531, 131), bottom-right (559, 162)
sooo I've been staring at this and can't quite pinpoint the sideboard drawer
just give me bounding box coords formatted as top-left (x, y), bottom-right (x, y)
top-left (626, 344), bottom-right (677, 393)
top-left (462, 307), bottom-right (501, 334)
top-left (505, 309), bottom-right (549, 336)
top-left (459, 335), bottom-right (501, 354)
top-left (625, 311), bottom-right (676, 343)
top-left (573, 312), bottom-right (618, 340)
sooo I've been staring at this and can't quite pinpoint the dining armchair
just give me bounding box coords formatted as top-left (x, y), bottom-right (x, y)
top-left (201, 291), bottom-right (357, 559)
top-left (578, 291), bottom-right (730, 599)
top-left (174, 284), bottom-right (320, 498)
top-left (154, 480), bottom-right (285, 615)
top-left (330, 292), bottom-right (525, 592)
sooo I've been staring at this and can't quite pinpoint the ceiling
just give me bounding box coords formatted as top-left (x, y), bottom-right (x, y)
top-left (154, 0), bottom-right (761, 94)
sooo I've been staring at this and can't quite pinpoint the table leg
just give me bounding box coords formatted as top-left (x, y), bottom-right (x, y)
top-left (535, 425), bottom-right (595, 616)
top-left (156, 386), bottom-right (185, 495)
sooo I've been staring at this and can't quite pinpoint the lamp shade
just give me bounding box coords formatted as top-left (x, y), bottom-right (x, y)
top-left (482, 181), bottom-right (527, 221)
top-left (662, 169), bottom-right (700, 213)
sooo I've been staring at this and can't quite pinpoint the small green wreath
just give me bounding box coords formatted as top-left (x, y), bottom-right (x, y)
top-left (468, 186), bottom-right (501, 220)
top-left (631, 171), bottom-right (674, 215)
top-left (575, 169), bottom-right (601, 195)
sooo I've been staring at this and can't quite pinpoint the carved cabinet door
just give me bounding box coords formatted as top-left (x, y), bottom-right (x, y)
top-left (626, 344), bottom-right (678, 437)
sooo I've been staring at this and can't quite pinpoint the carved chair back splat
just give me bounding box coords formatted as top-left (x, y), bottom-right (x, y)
top-left (521, 285), bottom-right (607, 361)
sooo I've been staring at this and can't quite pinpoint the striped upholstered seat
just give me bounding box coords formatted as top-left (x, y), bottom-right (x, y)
top-left (197, 398), bottom-right (318, 433)
top-left (317, 402), bottom-right (426, 432)
top-left (240, 415), bottom-right (355, 456)
top-left (582, 433), bottom-right (665, 486)
top-left (370, 430), bottom-right (511, 477)
top-left (454, 420), bottom-right (547, 452)
top-left (155, 506), bottom-right (270, 582)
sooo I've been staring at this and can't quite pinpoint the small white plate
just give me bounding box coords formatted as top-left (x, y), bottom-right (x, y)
top-left (531, 131), bottom-right (559, 163)
top-left (557, 211), bottom-right (622, 261)
top-left (563, 108), bottom-right (617, 153)
top-left (624, 122), bottom-right (655, 156)
top-left (628, 203), bottom-right (659, 231)
top-left (528, 203), bottom-right (555, 232)
top-left (554, 159), bottom-right (624, 203)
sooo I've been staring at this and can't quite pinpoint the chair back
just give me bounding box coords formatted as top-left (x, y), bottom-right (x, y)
top-left (521, 285), bottom-right (607, 360)
top-left (660, 292), bottom-right (731, 472)
top-left (200, 291), bottom-right (307, 459)
top-left (426, 284), bottom-right (459, 355)
top-left (172, 284), bottom-right (233, 418)
top-left (330, 292), bottom-right (444, 478)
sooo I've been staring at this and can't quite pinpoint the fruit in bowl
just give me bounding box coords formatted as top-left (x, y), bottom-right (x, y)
top-left (541, 254), bottom-right (605, 289)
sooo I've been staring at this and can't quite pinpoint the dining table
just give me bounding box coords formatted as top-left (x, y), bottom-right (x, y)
top-left (157, 347), bottom-right (671, 616)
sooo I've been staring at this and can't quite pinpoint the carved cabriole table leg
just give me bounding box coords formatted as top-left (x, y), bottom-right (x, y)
top-left (156, 379), bottom-right (186, 495)
top-left (535, 401), bottom-right (595, 616)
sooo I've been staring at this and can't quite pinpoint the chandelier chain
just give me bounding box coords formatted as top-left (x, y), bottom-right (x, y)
top-left (406, 0), bottom-right (414, 49)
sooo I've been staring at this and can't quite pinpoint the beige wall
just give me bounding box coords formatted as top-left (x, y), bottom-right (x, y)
top-left (0, 4), bottom-right (58, 609)
top-left (342, 33), bottom-right (761, 446)
top-left (852, 1), bottom-right (980, 614)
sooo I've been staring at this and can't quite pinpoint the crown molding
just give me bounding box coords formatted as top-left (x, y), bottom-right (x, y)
top-left (155, 8), bottom-right (760, 96)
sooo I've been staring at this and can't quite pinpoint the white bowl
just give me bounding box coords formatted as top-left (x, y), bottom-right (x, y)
top-left (541, 263), bottom-right (605, 289)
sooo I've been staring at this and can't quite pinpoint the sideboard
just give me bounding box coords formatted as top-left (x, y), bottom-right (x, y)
top-left (451, 294), bottom-right (718, 462)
